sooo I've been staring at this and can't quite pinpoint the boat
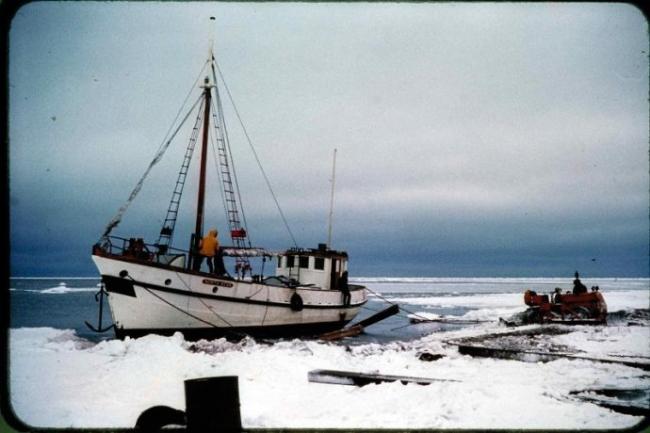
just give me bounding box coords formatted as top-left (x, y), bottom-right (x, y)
top-left (88, 41), bottom-right (368, 340)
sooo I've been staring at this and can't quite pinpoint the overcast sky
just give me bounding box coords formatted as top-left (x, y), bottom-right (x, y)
top-left (8, 2), bottom-right (649, 277)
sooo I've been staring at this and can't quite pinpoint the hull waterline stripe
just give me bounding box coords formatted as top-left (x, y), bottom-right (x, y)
top-left (114, 319), bottom-right (351, 339)
top-left (104, 275), bottom-right (366, 310)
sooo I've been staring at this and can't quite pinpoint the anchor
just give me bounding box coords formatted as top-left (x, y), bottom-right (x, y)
top-left (85, 282), bottom-right (116, 333)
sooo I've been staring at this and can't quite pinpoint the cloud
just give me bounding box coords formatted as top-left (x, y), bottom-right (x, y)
top-left (8, 2), bottom-right (649, 276)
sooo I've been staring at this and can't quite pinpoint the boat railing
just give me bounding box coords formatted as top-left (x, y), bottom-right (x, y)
top-left (347, 284), bottom-right (366, 292)
top-left (93, 236), bottom-right (188, 263)
top-left (93, 236), bottom-right (275, 262)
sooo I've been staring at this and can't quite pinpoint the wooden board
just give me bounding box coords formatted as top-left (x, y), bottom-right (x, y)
top-left (318, 304), bottom-right (400, 341)
top-left (319, 325), bottom-right (363, 341)
top-left (308, 369), bottom-right (460, 387)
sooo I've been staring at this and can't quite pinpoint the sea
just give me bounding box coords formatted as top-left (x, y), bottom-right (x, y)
top-left (9, 276), bottom-right (650, 343)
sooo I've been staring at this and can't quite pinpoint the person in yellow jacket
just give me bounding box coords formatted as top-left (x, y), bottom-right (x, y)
top-left (198, 229), bottom-right (220, 274)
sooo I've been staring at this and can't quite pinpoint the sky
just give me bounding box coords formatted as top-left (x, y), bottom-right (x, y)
top-left (7, 2), bottom-right (649, 277)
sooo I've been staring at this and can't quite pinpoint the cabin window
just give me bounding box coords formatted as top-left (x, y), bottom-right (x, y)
top-left (299, 256), bottom-right (309, 269)
top-left (314, 257), bottom-right (325, 270)
top-left (277, 257), bottom-right (283, 268)
top-left (287, 256), bottom-right (295, 268)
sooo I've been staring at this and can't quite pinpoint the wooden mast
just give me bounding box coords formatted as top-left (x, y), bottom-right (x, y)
top-left (192, 77), bottom-right (213, 268)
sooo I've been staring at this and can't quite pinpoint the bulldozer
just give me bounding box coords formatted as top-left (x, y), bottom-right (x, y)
top-left (506, 273), bottom-right (608, 326)
top-left (522, 288), bottom-right (607, 324)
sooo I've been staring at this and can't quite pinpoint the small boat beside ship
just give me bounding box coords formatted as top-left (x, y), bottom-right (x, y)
top-left (89, 44), bottom-right (367, 339)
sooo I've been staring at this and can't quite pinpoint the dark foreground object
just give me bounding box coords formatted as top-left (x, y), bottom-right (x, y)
top-left (308, 369), bottom-right (460, 387)
top-left (418, 352), bottom-right (445, 362)
top-left (135, 376), bottom-right (242, 432)
top-left (135, 406), bottom-right (186, 432)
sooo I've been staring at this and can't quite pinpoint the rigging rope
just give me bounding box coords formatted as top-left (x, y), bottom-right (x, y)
top-left (157, 98), bottom-right (207, 249)
top-left (211, 95), bottom-right (253, 249)
top-left (363, 286), bottom-right (433, 323)
top-left (211, 59), bottom-right (298, 247)
top-left (100, 61), bottom-right (209, 240)
top-left (101, 95), bottom-right (203, 239)
top-left (364, 286), bottom-right (492, 327)
top-left (172, 270), bottom-right (250, 340)
top-left (208, 128), bottom-right (232, 236)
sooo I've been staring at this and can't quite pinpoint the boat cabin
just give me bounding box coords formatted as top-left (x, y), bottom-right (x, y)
top-left (274, 243), bottom-right (348, 290)
top-left (95, 237), bottom-right (351, 291)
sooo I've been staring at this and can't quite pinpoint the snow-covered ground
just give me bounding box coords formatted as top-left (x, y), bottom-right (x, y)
top-left (391, 289), bottom-right (650, 322)
top-left (9, 288), bottom-right (650, 429)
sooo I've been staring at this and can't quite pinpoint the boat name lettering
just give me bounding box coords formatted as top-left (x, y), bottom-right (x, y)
top-left (203, 279), bottom-right (233, 287)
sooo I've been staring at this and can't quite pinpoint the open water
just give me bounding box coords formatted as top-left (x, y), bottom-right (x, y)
top-left (9, 276), bottom-right (649, 343)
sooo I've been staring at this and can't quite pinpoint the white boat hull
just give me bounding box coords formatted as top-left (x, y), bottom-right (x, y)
top-left (92, 255), bottom-right (367, 339)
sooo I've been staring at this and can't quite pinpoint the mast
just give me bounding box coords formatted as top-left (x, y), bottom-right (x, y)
top-left (192, 77), bottom-right (213, 265)
top-left (327, 148), bottom-right (337, 248)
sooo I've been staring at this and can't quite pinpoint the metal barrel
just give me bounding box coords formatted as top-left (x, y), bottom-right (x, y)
top-left (184, 376), bottom-right (242, 433)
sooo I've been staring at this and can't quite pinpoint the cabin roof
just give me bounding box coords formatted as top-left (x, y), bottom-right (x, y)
top-left (281, 246), bottom-right (348, 259)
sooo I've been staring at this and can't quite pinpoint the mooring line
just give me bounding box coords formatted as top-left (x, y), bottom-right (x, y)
top-left (130, 272), bottom-right (248, 340)
top-left (363, 286), bottom-right (432, 322)
top-left (173, 270), bottom-right (250, 339)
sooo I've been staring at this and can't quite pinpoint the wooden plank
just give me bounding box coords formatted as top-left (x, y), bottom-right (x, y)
top-left (454, 343), bottom-right (650, 370)
top-left (319, 324), bottom-right (363, 341)
top-left (569, 388), bottom-right (650, 417)
top-left (356, 304), bottom-right (399, 328)
top-left (308, 369), bottom-right (460, 387)
top-left (410, 317), bottom-right (486, 324)
top-left (318, 304), bottom-right (400, 341)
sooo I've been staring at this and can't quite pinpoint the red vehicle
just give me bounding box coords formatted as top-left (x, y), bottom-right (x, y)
top-left (523, 287), bottom-right (607, 324)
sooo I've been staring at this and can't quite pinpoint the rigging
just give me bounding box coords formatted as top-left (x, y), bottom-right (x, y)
top-left (100, 53), bottom-right (299, 277)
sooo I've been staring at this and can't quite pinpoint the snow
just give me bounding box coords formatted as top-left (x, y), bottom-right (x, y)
top-left (9, 329), bottom-right (645, 428)
top-left (8, 283), bottom-right (649, 429)
top-left (355, 277), bottom-right (650, 291)
top-left (550, 326), bottom-right (650, 362)
top-left (10, 326), bottom-right (648, 428)
top-left (396, 290), bottom-right (649, 323)
top-left (354, 277), bottom-right (649, 284)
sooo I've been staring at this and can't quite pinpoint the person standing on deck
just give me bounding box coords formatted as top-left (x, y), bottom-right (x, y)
top-left (340, 270), bottom-right (351, 306)
top-left (196, 229), bottom-right (219, 273)
top-left (213, 232), bottom-right (226, 276)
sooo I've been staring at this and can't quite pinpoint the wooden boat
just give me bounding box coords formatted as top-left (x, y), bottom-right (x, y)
top-left (88, 43), bottom-right (367, 339)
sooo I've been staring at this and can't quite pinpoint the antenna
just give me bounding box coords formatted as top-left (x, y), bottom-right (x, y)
top-left (327, 148), bottom-right (337, 248)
